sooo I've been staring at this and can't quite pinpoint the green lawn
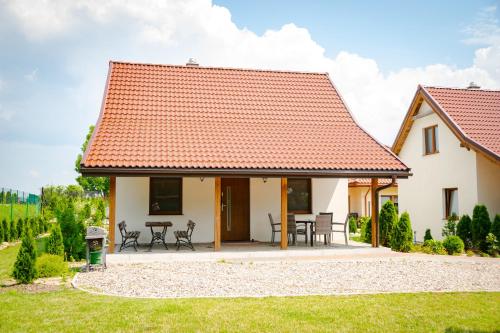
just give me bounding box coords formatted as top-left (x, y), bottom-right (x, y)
top-left (0, 241), bottom-right (499, 332)
top-left (0, 203), bottom-right (40, 223)
top-left (0, 237), bottom-right (47, 281)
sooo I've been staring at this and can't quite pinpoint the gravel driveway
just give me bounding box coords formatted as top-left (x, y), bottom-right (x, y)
top-left (73, 255), bottom-right (500, 298)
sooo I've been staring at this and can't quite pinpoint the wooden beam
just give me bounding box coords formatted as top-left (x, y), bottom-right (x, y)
top-left (108, 176), bottom-right (116, 253)
top-left (214, 177), bottom-right (221, 251)
top-left (370, 178), bottom-right (378, 247)
top-left (280, 177), bottom-right (288, 249)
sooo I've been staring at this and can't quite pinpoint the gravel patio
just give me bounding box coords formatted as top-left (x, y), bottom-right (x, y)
top-left (73, 254), bottom-right (500, 298)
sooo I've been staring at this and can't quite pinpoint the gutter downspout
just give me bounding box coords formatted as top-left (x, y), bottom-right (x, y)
top-left (373, 175), bottom-right (397, 247)
top-left (364, 188), bottom-right (370, 216)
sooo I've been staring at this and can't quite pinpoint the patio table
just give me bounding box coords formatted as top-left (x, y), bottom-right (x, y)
top-left (296, 220), bottom-right (315, 247)
top-left (145, 221), bottom-right (173, 251)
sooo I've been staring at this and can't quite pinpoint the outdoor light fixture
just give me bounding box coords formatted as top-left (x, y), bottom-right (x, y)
top-left (262, 177), bottom-right (268, 183)
top-left (200, 177), bottom-right (205, 182)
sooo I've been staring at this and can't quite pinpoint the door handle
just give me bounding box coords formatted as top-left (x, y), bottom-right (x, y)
top-left (226, 186), bottom-right (232, 231)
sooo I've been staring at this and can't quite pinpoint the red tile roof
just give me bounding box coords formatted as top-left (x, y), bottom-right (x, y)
top-left (349, 178), bottom-right (397, 187)
top-left (423, 86), bottom-right (500, 159)
top-left (82, 61), bottom-right (409, 175)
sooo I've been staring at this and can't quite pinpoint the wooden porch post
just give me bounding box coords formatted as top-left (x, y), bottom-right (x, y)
top-left (370, 178), bottom-right (378, 247)
top-left (108, 176), bottom-right (116, 253)
top-left (280, 177), bottom-right (288, 249)
top-left (214, 177), bottom-right (221, 251)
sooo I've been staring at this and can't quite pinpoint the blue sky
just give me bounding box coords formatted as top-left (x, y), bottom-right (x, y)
top-left (0, 0), bottom-right (499, 193)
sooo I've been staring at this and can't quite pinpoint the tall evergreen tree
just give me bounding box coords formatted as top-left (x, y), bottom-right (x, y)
top-left (390, 212), bottom-right (413, 252)
top-left (17, 218), bottom-right (24, 239)
top-left (379, 200), bottom-right (398, 247)
top-left (2, 219), bottom-right (9, 242)
top-left (0, 218), bottom-right (4, 242)
top-left (47, 223), bottom-right (65, 257)
top-left (10, 219), bottom-right (17, 241)
top-left (12, 228), bottom-right (37, 283)
top-left (457, 214), bottom-right (473, 250)
top-left (471, 205), bottom-right (491, 251)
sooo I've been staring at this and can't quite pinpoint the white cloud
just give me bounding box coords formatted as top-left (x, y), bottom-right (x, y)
top-left (24, 68), bottom-right (38, 82)
top-left (0, 105), bottom-right (14, 121)
top-left (3, 0), bottom-right (500, 148)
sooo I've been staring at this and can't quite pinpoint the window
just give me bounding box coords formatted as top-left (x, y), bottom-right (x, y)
top-left (424, 125), bottom-right (438, 155)
top-left (149, 178), bottom-right (182, 215)
top-left (287, 178), bottom-right (312, 214)
top-left (444, 188), bottom-right (458, 218)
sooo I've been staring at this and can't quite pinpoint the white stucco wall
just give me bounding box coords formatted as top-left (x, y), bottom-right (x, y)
top-left (476, 153), bottom-right (500, 216)
top-left (398, 102), bottom-right (479, 241)
top-left (115, 176), bottom-right (348, 246)
top-left (348, 186), bottom-right (398, 217)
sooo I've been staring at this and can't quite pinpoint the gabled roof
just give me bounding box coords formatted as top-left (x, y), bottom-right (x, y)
top-left (392, 85), bottom-right (500, 163)
top-left (348, 178), bottom-right (397, 187)
top-left (81, 61), bottom-right (410, 177)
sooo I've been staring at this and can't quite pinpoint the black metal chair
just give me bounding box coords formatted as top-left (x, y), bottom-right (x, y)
top-left (118, 221), bottom-right (140, 252)
top-left (268, 213), bottom-right (281, 245)
top-left (174, 220), bottom-right (196, 251)
top-left (287, 213), bottom-right (307, 245)
top-left (332, 214), bottom-right (350, 245)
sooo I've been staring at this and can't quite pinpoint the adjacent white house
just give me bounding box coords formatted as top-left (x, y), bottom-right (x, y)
top-left (392, 84), bottom-right (500, 241)
top-left (81, 60), bottom-right (411, 251)
top-left (348, 178), bottom-right (398, 218)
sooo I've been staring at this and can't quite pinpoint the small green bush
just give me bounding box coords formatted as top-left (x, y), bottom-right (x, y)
top-left (348, 217), bottom-right (357, 234)
top-left (424, 229), bottom-right (433, 242)
top-left (472, 205), bottom-right (491, 251)
top-left (35, 254), bottom-right (68, 278)
top-left (390, 212), bottom-right (413, 252)
top-left (12, 229), bottom-right (37, 284)
top-left (0, 218), bottom-right (4, 242)
top-left (360, 217), bottom-right (372, 244)
top-left (442, 213), bottom-right (458, 237)
top-left (443, 236), bottom-right (464, 255)
top-left (47, 224), bottom-right (65, 257)
top-left (2, 218), bottom-right (10, 242)
top-left (379, 200), bottom-right (397, 247)
top-left (491, 214), bottom-right (500, 243)
top-left (10, 219), bottom-right (17, 241)
top-left (457, 214), bottom-right (473, 250)
top-left (423, 239), bottom-right (447, 255)
top-left (30, 217), bottom-right (38, 236)
top-left (485, 233), bottom-right (498, 256)
top-left (17, 218), bottom-right (24, 239)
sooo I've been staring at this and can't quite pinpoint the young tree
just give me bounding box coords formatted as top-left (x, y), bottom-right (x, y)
top-left (0, 218), bottom-right (4, 242)
top-left (58, 201), bottom-right (85, 260)
top-left (29, 217), bottom-right (38, 237)
top-left (361, 217), bottom-right (372, 244)
top-left (424, 229), bottom-right (433, 242)
top-left (471, 205), bottom-right (491, 251)
top-left (12, 228), bottom-right (37, 283)
top-left (2, 218), bottom-right (9, 242)
top-left (390, 212), bottom-right (413, 252)
top-left (74, 125), bottom-right (109, 195)
top-left (17, 218), bottom-right (24, 239)
top-left (47, 223), bottom-right (65, 257)
top-left (10, 219), bottom-right (17, 241)
top-left (379, 200), bottom-right (397, 247)
top-left (442, 213), bottom-right (458, 237)
top-left (491, 214), bottom-right (500, 243)
top-left (457, 214), bottom-right (473, 250)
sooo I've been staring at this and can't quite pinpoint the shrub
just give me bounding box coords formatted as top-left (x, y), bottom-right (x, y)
top-left (491, 214), bottom-right (500, 242)
top-left (0, 218), bottom-right (4, 242)
top-left (457, 214), bottom-right (473, 250)
top-left (379, 200), bottom-right (397, 247)
top-left (471, 205), bottom-right (491, 251)
top-left (10, 219), bottom-right (17, 241)
top-left (47, 224), bottom-right (65, 257)
top-left (423, 239), bottom-right (447, 255)
top-left (30, 217), bottom-right (38, 236)
top-left (485, 233), bottom-right (498, 256)
top-left (443, 236), bottom-right (464, 255)
top-left (348, 216), bottom-right (357, 234)
top-left (360, 217), bottom-right (372, 244)
top-left (35, 254), bottom-right (68, 278)
top-left (424, 229), bottom-right (433, 242)
top-left (2, 218), bottom-right (9, 242)
top-left (12, 229), bottom-right (37, 283)
top-left (442, 213), bottom-right (458, 237)
top-left (17, 218), bottom-right (24, 239)
top-left (390, 212), bottom-right (413, 252)
top-left (58, 201), bottom-right (85, 260)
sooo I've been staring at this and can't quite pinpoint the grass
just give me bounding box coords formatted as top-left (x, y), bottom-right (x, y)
top-left (0, 289), bottom-right (498, 332)
top-left (0, 237), bottom-right (47, 282)
top-left (0, 203), bottom-right (40, 223)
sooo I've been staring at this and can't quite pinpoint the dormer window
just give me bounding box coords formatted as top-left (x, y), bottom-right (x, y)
top-left (424, 125), bottom-right (438, 155)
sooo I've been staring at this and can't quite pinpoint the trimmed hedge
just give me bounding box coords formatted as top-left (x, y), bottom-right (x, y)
top-left (443, 236), bottom-right (464, 255)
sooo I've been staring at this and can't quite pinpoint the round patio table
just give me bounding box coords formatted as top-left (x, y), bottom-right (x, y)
top-left (145, 221), bottom-right (173, 251)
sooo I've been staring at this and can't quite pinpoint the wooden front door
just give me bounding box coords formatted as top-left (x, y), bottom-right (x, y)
top-left (221, 178), bottom-right (250, 241)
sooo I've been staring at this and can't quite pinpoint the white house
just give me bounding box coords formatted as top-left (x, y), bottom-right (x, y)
top-left (348, 178), bottom-right (398, 218)
top-left (392, 84), bottom-right (500, 241)
top-left (81, 60), bottom-right (410, 251)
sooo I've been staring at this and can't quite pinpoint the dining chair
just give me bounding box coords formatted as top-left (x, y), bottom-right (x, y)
top-left (268, 213), bottom-right (281, 245)
top-left (332, 214), bottom-right (350, 245)
top-left (287, 213), bottom-right (307, 245)
top-left (319, 212), bottom-right (333, 244)
top-left (313, 215), bottom-right (332, 246)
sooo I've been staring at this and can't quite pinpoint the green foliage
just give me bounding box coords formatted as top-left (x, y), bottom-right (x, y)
top-left (2, 218), bottom-right (9, 242)
top-left (12, 229), bottom-right (37, 283)
top-left (81, 202), bottom-right (92, 220)
top-left (491, 214), bottom-right (500, 243)
top-left (35, 254), bottom-right (68, 278)
top-left (423, 229), bottom-right (433, 242)
top-left (10, 219), bottom-right (17, 241)
top-left (29, 217), bottom-right (38, 236)
top-left (442, 236), bottom-right (464, 255)
top-left (58, 201), bottom-right (85, 260)
top-left (0, 218), bottom-right (4, 242)
top-left (38, 216), bottom-right (46, 234)
top-left (390, 212), bottom-right (413, 252)
top-left (485, 233), bottom-right (498, 256)
top-left (379, 200), bottom-right (397, 247)
top-left (360, 217), bottom-right (372, 244)
top-left (47, 224), bottom-right (65, 257)
top-left (348, 216), bottom-right (357, 234)
top-left (457, 214), bottom-right (473, 250)
top-left (75, 125), bottom-right (109, 195)
top-left (471, 205), bottom-right (491, 251)
top-left (16, 218), bottom-right (24, 239)
top-left (422, 239), bottom-right (447, 255)
top-left (442, 213), bottom-right (458, 237)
